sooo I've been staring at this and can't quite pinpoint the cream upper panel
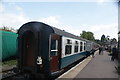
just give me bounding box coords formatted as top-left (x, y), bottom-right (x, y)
top-left (61, 36), bottom-right (85, 58)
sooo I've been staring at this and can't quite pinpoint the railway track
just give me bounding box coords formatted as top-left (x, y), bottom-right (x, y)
top-left (1, 57), bottom-right (86, 80)
top-left (2, 68), bottom-right (20, 80)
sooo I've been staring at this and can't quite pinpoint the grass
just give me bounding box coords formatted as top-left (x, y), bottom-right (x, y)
top-left (2, 59), bottom-right (17, 66)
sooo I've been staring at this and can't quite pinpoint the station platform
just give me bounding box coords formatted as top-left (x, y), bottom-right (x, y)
top-left (57, 50), bottom-right (119, 80)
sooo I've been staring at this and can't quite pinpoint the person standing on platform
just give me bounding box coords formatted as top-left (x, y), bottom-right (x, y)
top-left (99, 47), bottom-right (102, 55)
top-left (111, 46), bottom-right (117, 61)
top-left (101, 46), bottom-right (104, 55)
top-left (91, 48), bottom-right (96, 58)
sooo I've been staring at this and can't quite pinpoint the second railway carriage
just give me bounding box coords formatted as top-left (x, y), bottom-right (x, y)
top-left (17, 21), bottom-right (98, 78)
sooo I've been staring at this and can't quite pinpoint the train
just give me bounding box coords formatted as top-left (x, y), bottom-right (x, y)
top-left (17, 21), bottom-right (99, 79)
top-left (0, 30), bottom-right (18, 60)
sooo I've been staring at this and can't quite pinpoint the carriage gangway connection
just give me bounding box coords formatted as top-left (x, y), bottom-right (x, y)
top-left (56, 50), bottom-right (119, 80)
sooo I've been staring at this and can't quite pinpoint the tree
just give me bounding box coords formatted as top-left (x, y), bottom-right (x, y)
top-left (80, 31), bottom-right (95, 41)
top-left (0, 26), bottom-right (17, 32)
top-left (101, 34), bottom-right (106, 43)
top-left (95, 39), bottom-right (102, 45)
top-left (111, 38), bottom-right (117, 44)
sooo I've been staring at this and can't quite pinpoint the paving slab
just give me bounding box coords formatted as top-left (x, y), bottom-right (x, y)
top-left (75, 51), bottom-right (118, 79)
top-left (57, 51), bottom-right (98, 79)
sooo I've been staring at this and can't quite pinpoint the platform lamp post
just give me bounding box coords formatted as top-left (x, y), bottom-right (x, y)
top-left (118, 31), bottom-right (120, 47)
top-left (118, 31), bottom-right (120, 60)
top-left (118, 31), bottom-right (120, 46)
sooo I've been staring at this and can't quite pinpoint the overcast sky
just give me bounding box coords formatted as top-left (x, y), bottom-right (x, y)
top-left (0, 0), bottom-right (118, 40)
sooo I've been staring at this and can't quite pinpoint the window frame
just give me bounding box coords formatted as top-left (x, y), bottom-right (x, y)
top-left (65, 39), bottom-right (72, 55)
top-left (74, 41), bottom-right (79, 53)
top-left (80, 42), bottom-right (83, 52)
top-left (51, 40), bottom-right (58, 56)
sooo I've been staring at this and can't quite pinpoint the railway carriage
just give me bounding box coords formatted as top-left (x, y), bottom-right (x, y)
top-left (0, 30), bottom-right (18, 60)
top-left (17, 21), bottom-right (98, 78)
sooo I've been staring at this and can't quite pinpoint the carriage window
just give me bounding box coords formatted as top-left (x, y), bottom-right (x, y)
top-left (80, 42), bottom-right (83, 52)
top-left (67, 39), bottom-right (72, 44)
top-left (74, 41), bottom-right (78, 53)
top-left (51, 40), bottom-right (58, 56)
top-left (65, 45), bottom-right (72, 55)
top-left (65, 39), bottom-right (72, 55)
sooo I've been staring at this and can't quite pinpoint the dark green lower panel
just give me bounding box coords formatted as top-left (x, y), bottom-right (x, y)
top-left (60, 52), bottom-right (87, 69)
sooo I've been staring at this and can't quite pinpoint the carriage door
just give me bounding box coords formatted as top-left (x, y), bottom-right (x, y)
top-left (22, 31), bottom-right (35, 67)
top-left (50, 34), bottom-right (61, 72)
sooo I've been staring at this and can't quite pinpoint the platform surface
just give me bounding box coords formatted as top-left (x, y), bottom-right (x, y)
top-left (57, 51), bottom-right (119, 80)
top-left (75, 51), bottom-right (118, 78)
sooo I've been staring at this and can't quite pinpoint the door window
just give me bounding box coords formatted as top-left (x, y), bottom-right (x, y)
top-left (51, 40), bottom-right (58, 56)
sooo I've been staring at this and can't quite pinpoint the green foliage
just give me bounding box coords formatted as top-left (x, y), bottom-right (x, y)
top-left (0, 26), bottom-right (17, 32)
top-left (111, 38), bottom-right (117, 43)
top-left (80, 31), bottom-right (95, 41)
top-left (2, 59), bottom-right (17, 66)
top-left (95, 39), bottom-right (102, 45)
top-left (101, 34), bottom-right (106, 42)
